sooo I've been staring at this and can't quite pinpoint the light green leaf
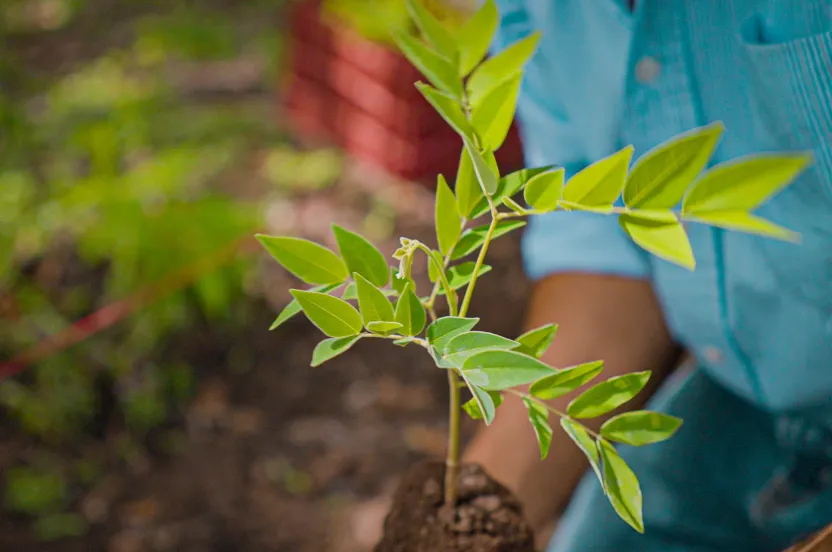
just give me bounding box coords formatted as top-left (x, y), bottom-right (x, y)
top-left (395, 283), bottom-right (426, 336)
top-left (467, 31), bottom-right (541, 106)
top-left (684, 211), bottom-right (799, 242)
top-left (459, 150), bottom-right (501, 218)
top-left (471, 165), bottom-right (556, 218)
top-left (562, 147), bottom-right (633, 207)
top-left (599, 440), bottom-right (644, 533)
top-left (502, 196), bottom-right (527, 214)
top-left (561, 418), bottom-right (602, 483)
top-left (462, 376), bottom-right (503, 424)
top-left (290, 290), bottom-right (363, 337)
top-left (451, 220), bottom-right (526, 260)
top-left (557, 201), bottom-right (616, 214)
top-left (464, 138), bottom-right (499, 195)
top-left (342, 284), bottom-right (397, 300)
top-left (311, 336), bottom-right (361, 367)
top-left (270, 283), bottom-right (341, 331)
top-left (436, 174), bottom-right (462, 256)
top-left (439, 262), bottom-right (493, 294)
top-left (601, 411), bottom-right (683, 446)
top-left (456, 0), bottom-right (499, 76)
top-left (624, 122), bottom-right (724, 208)
top-left (682, 153), bottom-right (812, 214)
top-left (354, 273), bottom-right (395, 325)
top-left (416, 83), bottom-right (472, 138)
top-left (619, 213), bottom-right (695, 270)
top-left (443, 331), bottom-right (520, 364)
top-left (404, 0), bottom-right (457, 62)
top-left (530, 361), bottom-right (604, 400)
top-left (523, 397), bottom-right (553, 459)
top-left (332, 225), bottom-right (389, 287)
top-left (391, 267), bottom-right (410, 295)
top-left (515, 323), bottom-right (558, 358)
top-left (567, 371), bottom-right (651, 419)
top-left (524, 168), bottom-right (565, 211)
top-left (427, 316), bottom-right (480, 351)
top-left (394, 33), bottom-right (462, 97)
top-left (462, 349), bottom-right (556, 391)
top-left (256, 235), bottom-right (347, 285)
top-left (427, 249), bottom-right (441, 282)
top-left (367, 321), bottom-right (404, 334)
top-left (472, 75), bottom-right (522, 150)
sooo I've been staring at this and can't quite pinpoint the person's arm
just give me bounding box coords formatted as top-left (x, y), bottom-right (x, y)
top-left (464, 273), bottom-right (679, 536)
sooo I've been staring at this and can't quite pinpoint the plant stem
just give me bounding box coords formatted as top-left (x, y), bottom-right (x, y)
top-left (458, 213), bottom-right (498, 317)
top-left (445, 368), bottom-right (462, 507)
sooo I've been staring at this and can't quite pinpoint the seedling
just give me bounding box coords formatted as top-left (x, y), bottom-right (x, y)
top-left (257, 0), bottom-right (810, 533)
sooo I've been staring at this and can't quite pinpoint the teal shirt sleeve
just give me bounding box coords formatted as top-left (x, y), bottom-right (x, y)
top-left (493, 0), bottom-right (651, 281)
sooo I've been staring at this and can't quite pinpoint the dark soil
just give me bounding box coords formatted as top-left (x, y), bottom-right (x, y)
top-left (375, 462), bottom-right (536, 552)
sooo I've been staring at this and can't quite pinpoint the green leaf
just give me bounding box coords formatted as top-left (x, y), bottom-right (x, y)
top-left (599, 440), bottom-right (644, 533)
top-left (561, 418), bottom-right (602, 482)
top-left (391, 267), bottom-right (410, 295)
top-left (471, 165), bottom-right (556, 219)
top-left (464, 138), bottom-right (499, 195)
top-left (567, 371), bottom-right (651, 419)
top-left (557, 201), bottom-right (615, 214)
top-left (436, 174), bottom-right (462, 255)
top-left (311, 336), bottom-right (361, 367)
top-left (395, 283), bottom-right (426, 336)
top-left (601, 411), bottom-right (683, 446)
top-left (471, 75), bottom-right (522, 150)
top-left (290, 290), bottom-right (363, 337)
top-left (682, 153), bottom-right (813, 214)
top-left (333, 225), bottom-right (389, 287)
top-left (624, 123), bottom-right (724, 208)
top-left (404, 0), bottom-right (457, 62)
top-left (684, 211), bottom-right (799, 242)
top-left (562, 147), bottom-right (633, 207)
top-left (462, 349), bottom-right (556, 391)
top-left (440, 262), bottom-right (492, 293)
top-left (619, 213), bottom-right (695, 270)
top-left (443, 331), bottom-right (520, 365)
top-left (256, 235), bottom-right (348, 285)
top-left (530, 361), bottom-right (604, 400)
top-left (523, 397), bottom-right (553, 459)
top-left (394, 33), bottom-right (462, 97)
top-left (502, 196), bottom-right (527, 215)
top-left (515, 323), bottom-right (558, 358)
top-left (456, 0), bottom-right (499, 76)
top-left (467, 31), bottom-right (541, 106)
top-left (426, 316), bottom-right (480, 351)
top-left (451, 220), bottom-right (526, 260)
top-left (462, 376), bottom-right (503, 424)
top-left (454, 147), bottom-right (484, 219)
top-left (354, 273), bottom-right (395, 326)
top-left (269, 283), bottom-right (341, 331)
top-left (524, 168), bottom-right (565, 211)
top-left (416, 83), bottom-right (472, 138)
top-left (367, 321), bottom-right (404, 334)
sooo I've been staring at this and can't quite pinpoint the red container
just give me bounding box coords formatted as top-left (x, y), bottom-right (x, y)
top-left (282, 0), bottom-right (525, 186)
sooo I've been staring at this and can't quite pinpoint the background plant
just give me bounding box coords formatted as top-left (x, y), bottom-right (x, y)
top-left (257, 0), bottom-right (811, 534)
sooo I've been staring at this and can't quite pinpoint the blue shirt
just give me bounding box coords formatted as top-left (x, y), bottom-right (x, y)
top-left (495, 1), bottom-right (832, 426)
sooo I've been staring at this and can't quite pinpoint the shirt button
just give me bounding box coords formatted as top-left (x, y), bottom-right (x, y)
top-left (703, 346), bottom-right (724, 364)
top-left (635, 56), bottom-right (661, 84)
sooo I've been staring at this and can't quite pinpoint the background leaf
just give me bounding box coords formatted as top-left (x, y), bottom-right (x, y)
top-left (619, 214), bottom-right (695, 270)
top-left (435, 174), bottom-right (462, 255)
top-left (562, 147), bottom-right (633, 207)
top-left (561, 418), bottom-right (602, 482)
top-left (311, 336), bottom-right (361, 367)
top-left (524, 168), bottom-right (564, 211)
top-left (405, 0), bottom-right (457, 62)
top-left (394, 283), bottom-right (426, 336)
top-left (599, 440), bottom-right (644, 533)
top-left (515, 323), bottom-right (558, 358)
top-left (567, 371), bottom-right (651, 419)
top-left (456, 0), bottom-right (498, 76)
top-left (624, 123), bottom-right (724, 208)
top-left (427, 316), bottom-right (479, 351)
top-left (523, 398), bottom-right (553, 459)
top-left (467, 31), bottom-right (540, 106)
top-left (416, 83), bottom-right (472, 137)
top-left (256, 235), bottom-right (347, 285)
top-left (530, 361), bottom-right (604, 400)
top-left (683, 153), bottom-right (813, 214)
top-left (354, 273), bottom-right (395, 325)
top-left (333, 225), bottom-right (389, 286)
top-left (471, 75), bottom-right (522, 150)
top-left (462, 349), bottom-right (556, 391)
top-left (270, 283), bottom-right (341, 331)
top-left (601, 411), bottom-right (683, 446)
top-left (395, 33), bottom-right (462, 97)
top-left (291, 290), bottom-right (363, 337)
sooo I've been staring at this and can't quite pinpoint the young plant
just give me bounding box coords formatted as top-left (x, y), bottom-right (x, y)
top-left (257, 0), bottom-right (810, 534)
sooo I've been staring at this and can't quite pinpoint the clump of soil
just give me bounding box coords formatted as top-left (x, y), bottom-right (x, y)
top-left (375, 462), bottom-right (536, 552)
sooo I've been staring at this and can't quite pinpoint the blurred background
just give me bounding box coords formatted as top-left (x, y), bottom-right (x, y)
top-left (0, 0), bottom-right (531, 550)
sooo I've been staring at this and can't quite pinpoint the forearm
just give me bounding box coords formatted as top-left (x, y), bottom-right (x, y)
top-left (463, 273), bottom-right (679, 533)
